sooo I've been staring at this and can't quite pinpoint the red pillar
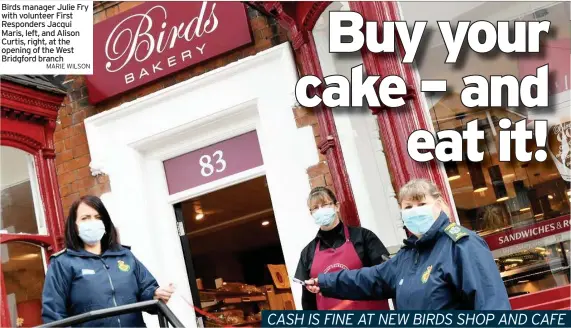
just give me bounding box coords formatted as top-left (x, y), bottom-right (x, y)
top-left (0, 269), bottom-right (11, 327)
top-left (349, 1), bottom-right (456, 219)
top-left (252, 1), bottom-right (361, 226)
top-left (296, 33), bottom-right (362, 226)
top-left (250, 1), bottom-right (455, 222)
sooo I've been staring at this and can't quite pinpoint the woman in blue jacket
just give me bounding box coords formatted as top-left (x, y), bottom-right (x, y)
top-left (42, 195), bottom-right (174, 327)
top-left (305, 179), bottom-right (512, 310)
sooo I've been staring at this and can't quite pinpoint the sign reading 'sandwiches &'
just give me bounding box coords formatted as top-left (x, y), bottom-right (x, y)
top-left (484, 215), bottom-right (570, 250)
top-left (86, 1), bottom-right (252, 104)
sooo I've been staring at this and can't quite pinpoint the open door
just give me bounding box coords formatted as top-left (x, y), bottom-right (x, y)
top-left (174, 175), bottom-right (296, 327)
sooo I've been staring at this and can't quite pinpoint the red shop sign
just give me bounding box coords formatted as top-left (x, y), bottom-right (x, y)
top-left (163, 131), bottom-right (264, 195)
top-left (484, 215), bottom-right (570, 251)
top-left (86, 1), bottom-right (252, 104)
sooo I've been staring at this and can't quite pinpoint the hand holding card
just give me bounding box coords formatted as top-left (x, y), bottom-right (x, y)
top-left (292, 278), bottom-right (306, 286)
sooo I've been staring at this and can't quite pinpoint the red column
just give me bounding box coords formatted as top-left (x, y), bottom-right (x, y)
top-left (42, 119), bottom-right (66, 251)
top-left (0, 269), bottom-right (11, 327)
top-left (253, 1), bottom-right (455, 223)
top-left (254, 1), bottom-right (361, 226)
top-left (294, 31), bottom-right (361, 226)
top-left (349, 1), bottom-right (456, 219)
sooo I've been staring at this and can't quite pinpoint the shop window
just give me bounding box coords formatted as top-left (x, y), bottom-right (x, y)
top-left (1, 146), bottom-right (46, 235)
top-left (1, 146), bottom-right (54, 327)
top-left (399, 1), bottom-right (570, 298)
top-left (1, 242), bottom-right (47, 327)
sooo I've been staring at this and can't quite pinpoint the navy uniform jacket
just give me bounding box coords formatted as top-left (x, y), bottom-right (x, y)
top-left (42, 245), bottom-right (159, 327)
top-left (318, 213), bottom-right (511, 310)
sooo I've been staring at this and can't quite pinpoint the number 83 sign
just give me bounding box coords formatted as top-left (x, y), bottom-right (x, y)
top-left (200, 150), bottom-right (227, 177)
top-left (163, 131), bottom-right (265, 195)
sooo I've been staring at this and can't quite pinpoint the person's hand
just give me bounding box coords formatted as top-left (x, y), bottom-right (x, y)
top-left (154, 283), bottom-right (175, 302)
top-left (305, 278), bottom-right (320, 294)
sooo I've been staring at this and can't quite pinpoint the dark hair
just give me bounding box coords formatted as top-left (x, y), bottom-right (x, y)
top-left (65, 195), bottom-right (120, 252)
top-left (307, 186), bottom-right (338, 206)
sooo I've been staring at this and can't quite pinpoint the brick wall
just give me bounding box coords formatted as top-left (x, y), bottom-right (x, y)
top-left (293, 107), bottom-right (335, 192)
top-left (54, 2), bottom-right (332, 215)
top-left (290, 48), bottom-right (334, 194)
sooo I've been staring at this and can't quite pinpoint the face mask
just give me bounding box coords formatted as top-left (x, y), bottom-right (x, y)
top-left (312, 207), bottom-right (336, 227)
top-left (401, 205), bottom-right (436, 235)
top-left (78, 220), bottom-right (106, 245)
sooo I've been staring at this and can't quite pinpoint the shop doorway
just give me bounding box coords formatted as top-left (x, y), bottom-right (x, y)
top-left (174, 175), bottom-right (295, 327)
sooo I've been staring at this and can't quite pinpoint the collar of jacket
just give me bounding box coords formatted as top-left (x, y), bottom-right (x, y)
top-left (316, 221), bottom-right (345, 240)
top-left (66, 245), bottom-right (129, 258)
top-left (403, 212), bottom-right (450, 249)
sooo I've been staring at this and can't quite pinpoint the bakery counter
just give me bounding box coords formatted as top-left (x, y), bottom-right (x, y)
top-left (197, 283), bottom-right (268, 327)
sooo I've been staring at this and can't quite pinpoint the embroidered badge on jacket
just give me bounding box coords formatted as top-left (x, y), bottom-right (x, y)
top-left (118, 260), bottom-right (131, 272)
top-left (421, 265), bottom-right (433, 284)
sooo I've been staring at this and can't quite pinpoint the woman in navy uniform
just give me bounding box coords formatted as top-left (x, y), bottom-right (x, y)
top-left (42, 195), bottom-right (175, 326)
top-left (305, 179), bottom-right (511, 310)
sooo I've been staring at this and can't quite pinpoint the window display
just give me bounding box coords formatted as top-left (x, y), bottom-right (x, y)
top-left (1, 146), bottom-right (51, 327)
top-left (399, 0), bottom-right (571, 297)
top-left (1, 146), bottom-right (45, 235)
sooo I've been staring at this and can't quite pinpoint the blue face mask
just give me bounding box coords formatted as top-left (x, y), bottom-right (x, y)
top-left (401, 205), bottom-right (436, 235)
top-left (78, 220), bottom-right (106, 245)
top-left (312, 207), bottom-right (336, 227)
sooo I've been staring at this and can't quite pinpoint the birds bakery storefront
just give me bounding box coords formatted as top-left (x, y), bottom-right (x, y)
top-left (1, 1), bottom-right (569, 327)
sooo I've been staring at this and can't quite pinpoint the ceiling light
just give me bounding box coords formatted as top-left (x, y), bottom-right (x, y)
top-left (519, 207), bottom-right (531, 212)
top-left (195, 213), bottom-right (204, 220)
top-left (473, 187), bottom-right (488, 193)
top-left (548, 195), bottom-right (554, 200)
top-left (447, 175), bottom-right (461, 181)
top-left (496, 197), bottom-right (509, 202)
top-left (261, 221), bottom-right (270, 226)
